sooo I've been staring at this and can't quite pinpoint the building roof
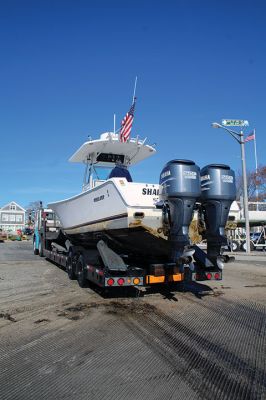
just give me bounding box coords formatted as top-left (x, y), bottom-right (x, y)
top-left (0, 201), bottom-right (26, 212)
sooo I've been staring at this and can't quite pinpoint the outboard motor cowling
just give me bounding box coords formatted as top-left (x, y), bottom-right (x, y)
top-left (160, 160), bottom-right (201, 263)
top-left (200, 164), bottom-right (236, 265)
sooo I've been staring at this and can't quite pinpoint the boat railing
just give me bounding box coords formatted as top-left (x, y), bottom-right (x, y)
top-left (93, 179), bottom-right (106, 188)
top-left (82, 180), bottom-right (106, 192)
top-left (82, 183), bottom-right (90, 192)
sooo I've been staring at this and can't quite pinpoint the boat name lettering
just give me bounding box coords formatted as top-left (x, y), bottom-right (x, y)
top-left (94, 195), bottom-right (105, 202)
top-left (222, 175), bottom-right (233, 183)
top-left (200, 174), bottom-right (210, 181)
top-left (183, 170), bottom-right (197, 179)
top-left (142, 188), bottom-right (160, 196)
top-left (161, 170), bottom-right (171, 179)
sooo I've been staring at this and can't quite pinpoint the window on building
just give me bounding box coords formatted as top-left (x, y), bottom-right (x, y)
top-left (10, 204), bottom-right (16, 210)
top-left (9, 215), bottom-right (16, 222)
top-left (2, 214), bottom-right (9, 221)
top-left (16, 215), bottom-right (23, 222)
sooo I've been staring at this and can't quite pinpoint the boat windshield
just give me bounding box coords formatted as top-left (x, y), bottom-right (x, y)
top-left (82, 163), bottom-right (133, 191)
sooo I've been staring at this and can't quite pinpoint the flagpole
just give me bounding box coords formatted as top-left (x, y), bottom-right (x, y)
top-left (132, 76), bottom-right (138, 103)
top-left (254, 129), bottom-right (258, 173)
top-left (253, 128), bottom-right (259, 208)
top-left (114, 113), bottom-right (116, 134)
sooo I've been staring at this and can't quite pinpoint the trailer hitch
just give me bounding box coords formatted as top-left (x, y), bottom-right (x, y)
top-left (176, 247), bottom-right (195, 272)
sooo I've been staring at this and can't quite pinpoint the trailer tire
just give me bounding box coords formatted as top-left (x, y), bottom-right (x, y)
top-left (231, 240), bottom-right (239, 252)
top-left (241, 241), bottom-right (255, 252)
top-left (77, 255), bottom-right (87, 288)
top-left (66, 253), bottom-right (76, 280)
top-left (39, 238), bottom-right (44, 257)
top-left (33, 238), bottom-right (39, 255)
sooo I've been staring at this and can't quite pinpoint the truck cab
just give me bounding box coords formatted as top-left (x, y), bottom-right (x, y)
top-left (33, 207), bottom-right (60, 256)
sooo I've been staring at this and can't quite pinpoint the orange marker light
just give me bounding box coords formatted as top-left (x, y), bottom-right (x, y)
top-left (133, 278), bottom-right (140, 285)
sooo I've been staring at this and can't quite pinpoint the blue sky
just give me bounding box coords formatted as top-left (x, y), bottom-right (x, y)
top-left (1, 0), bottom-right (265, 208)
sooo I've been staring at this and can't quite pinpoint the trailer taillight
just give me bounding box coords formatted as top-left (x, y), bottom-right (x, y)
top-left (214, 272), bottom-right (221, 280)
top-left (206, 272), bottom-right (212, 280)
top-left (133, 277), bottom-right (140, 285)
top-left (117, 278), bottom-right (125, 286)
top-left (107, 278), bottom-right (114, 286)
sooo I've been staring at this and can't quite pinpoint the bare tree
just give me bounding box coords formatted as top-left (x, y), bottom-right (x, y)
top-left (24, 200), bottom-right (43, 226)
top-left (236, 165), bottom-right (266, 201)
top-left (25, 200), bottom-right (43, 211)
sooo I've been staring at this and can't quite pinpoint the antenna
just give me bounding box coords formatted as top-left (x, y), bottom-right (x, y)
top-left (132, 76), bottom-right (138, 103)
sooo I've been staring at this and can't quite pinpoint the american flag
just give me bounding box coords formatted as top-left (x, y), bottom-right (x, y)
top-left (120, 98), bottom-right (136, 142)
top-left (244, 131), bottom-right (255, 142)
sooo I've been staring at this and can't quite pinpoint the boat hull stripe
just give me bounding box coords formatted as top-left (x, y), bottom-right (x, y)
top-left (64, 213), bottom-right (128, 230)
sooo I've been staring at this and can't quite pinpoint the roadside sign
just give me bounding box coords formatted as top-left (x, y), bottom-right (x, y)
top-left (222, 119), bottom-right (249, 127)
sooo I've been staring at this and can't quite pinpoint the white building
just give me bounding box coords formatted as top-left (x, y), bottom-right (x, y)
top-left (229, 201), bottom-right (266, 225)
top-left (0, 201), bottom-right (26, 233)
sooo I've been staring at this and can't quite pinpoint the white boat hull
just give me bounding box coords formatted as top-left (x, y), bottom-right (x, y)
top-left (48, 178), bottom-right (168, 256)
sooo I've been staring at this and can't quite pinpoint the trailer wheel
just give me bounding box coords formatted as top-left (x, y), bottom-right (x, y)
top-left (77, 255), bottom-right (87, 288)
top-left (39, 238), bottom-right (44, 257)
top-left (231, 240), bottom-right (239, 252)
top-left (241, 241), bottom-right (255, 252)
top-left (66, 253), bottom-right (76, 280)
top-left (33, 238), bottom-right (39, 255)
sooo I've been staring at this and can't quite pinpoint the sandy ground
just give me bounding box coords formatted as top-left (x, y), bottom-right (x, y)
top-left (0, 241), bottom-right (265, 400)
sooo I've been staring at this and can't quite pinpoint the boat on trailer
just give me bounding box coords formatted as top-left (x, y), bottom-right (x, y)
top-left (48, 132), bottom-right (169, 259)
top-left (48, 130), bottom-right (237, 270)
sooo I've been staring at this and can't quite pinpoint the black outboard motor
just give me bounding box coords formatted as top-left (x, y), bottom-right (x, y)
top-left (160, 160), bottom-right (201, 264)
top-left (200, 164), bottom-right (236, 268)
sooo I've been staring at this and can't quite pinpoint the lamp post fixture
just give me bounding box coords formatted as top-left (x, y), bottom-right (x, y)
top-left (211, 121), bottom-right (251, 253)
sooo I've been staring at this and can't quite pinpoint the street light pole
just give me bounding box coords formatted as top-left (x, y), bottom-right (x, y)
top-left (211, 122), bottom-right (251, 253)
top-left (239, 130), bottom-right (251, 252)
